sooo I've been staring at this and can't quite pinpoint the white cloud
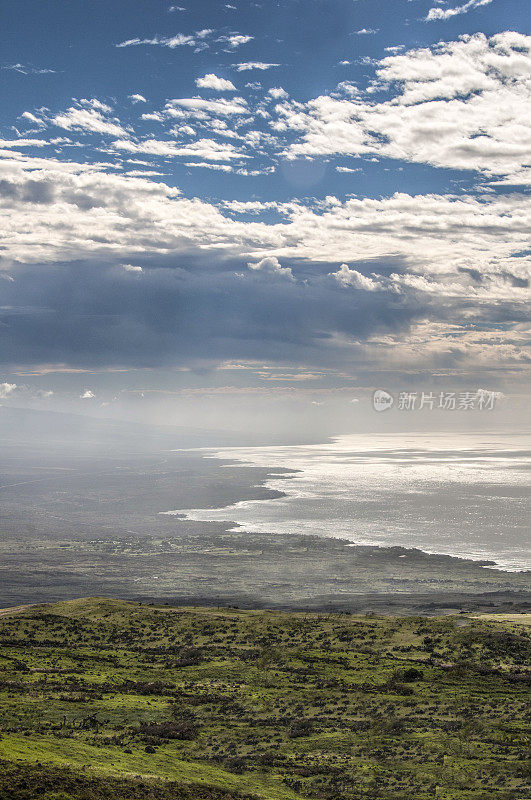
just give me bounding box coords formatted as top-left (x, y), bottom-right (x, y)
top-left (234, 62), bottom-right (280, 71)
top-left (425, 0), bottom-right (493, 21)
top-left (124, 170), bottom-right (165, 176)
top-left (81, 99), bottom-right (113, 113)
top-left (3, 63), bottom-right (55, 75)
top-left (247, 256), bottom-right (294, 280)
top-left (20, 111), bottom-right (44, 125)
top-left (80, 390), bottom-right (95, 399)
top-left (0, 138), bottom-right (49, 148)
top-left (268, 87), bottom-right (288, 99)
top-left (51, 104), bottom-right (127, 137)
top-left (122, 264), bottom-right (143, 272)
top-left (1, 153), bottom-right (529, 302)
top-left (113, 136), bottom-right (244, 160)
top-left (280, 32), bottom-right (531, 183)
top-left (116, 29), bottom-right (213, 49)
top-left (217, 34), bottom-right (253, 48)
top-left (331, 264), bottom-right (381, 291)
top-left (129, 94), bottom-right (147, 103)
top-left (355, 28), bottom-right (379, 35)
top-left (196, 74), bottom-right (237, 91)
top-left (141, 112), bottom-right (164, 122)
top-left (185, 161), bottom-right (233, 171)
top-left (165, 96), bottom-right (248, 117)
top-left (0, 382), bottom-right (17, 399)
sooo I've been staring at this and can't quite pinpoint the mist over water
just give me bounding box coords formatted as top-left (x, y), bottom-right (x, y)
top-left (163, 433), bottom-right (531, 571)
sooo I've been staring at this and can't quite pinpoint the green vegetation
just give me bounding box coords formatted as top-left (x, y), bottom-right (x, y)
top-left (0, 599), bottom-right (529, 800)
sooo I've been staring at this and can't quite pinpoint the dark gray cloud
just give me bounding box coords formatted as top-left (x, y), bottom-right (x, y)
top-left (0, 259), bottom-right (420, 370)
top-left (0, 178), bottom-right (55, 204)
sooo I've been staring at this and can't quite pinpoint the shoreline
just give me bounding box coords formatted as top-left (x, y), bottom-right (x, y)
top-left (1, 431), bottom-right (529, 609)
top-left (160, 439), bottom-right (531, 574)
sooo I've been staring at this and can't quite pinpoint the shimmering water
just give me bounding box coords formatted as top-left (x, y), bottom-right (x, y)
top-left (162, 433), bottom-right (530, 571)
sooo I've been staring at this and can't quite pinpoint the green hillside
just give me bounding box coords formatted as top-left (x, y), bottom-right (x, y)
top-left (0, 599), bottom-right (529, 800)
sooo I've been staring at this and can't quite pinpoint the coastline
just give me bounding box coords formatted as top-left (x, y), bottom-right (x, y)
top-left (1, 432), bottom-right (529, 610)
top-left (160, 434), bottom-right (531, 573)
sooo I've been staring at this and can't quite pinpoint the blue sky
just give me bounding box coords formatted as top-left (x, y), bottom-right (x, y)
top-left (0, 0), bottom-right (529, 431)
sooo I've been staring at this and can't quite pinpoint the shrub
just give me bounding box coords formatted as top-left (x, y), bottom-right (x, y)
top-left (288, 719), bottom-right (314, 738)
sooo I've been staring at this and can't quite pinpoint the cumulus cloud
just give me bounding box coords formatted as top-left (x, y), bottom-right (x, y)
top-left (1, 25), bottom-right (529, 387)
top-left (247, 256), bottom-right (294, 279)
top-left (280, 32), bottom-right (531, 184)
top-left (0, 382), bottom-right (17, 398)
top-left (217, 34), bottom-right (253, 48)
top-left (0, 149), bottom-right (528, 379)
top-left (80, 390), bottom-right (95, 399)
top-left (425, 0), bottom-right (493, 21)
top-left (268, 87), bottom-right (288, 99)
top-left (331, 265), bottom-right (381, 291)
top-left (1, 153), bottom-right (529, 280)
top-left (51, 101), bottom-right (127, 137)
top-left (196, 74), bottom-right (237, 91)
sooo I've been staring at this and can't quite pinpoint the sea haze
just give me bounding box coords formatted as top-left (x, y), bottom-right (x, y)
top-left (163, 433), bottom-right (531, 571)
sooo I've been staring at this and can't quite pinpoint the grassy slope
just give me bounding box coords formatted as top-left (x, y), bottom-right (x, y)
top-left (0, 599), bottom-right (529, 800)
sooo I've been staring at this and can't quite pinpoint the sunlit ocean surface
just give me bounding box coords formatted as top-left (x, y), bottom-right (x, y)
top-left (163, 433), bottom-right (531, 571)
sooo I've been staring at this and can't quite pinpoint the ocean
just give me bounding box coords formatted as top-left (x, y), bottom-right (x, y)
top-left (162, 432), bottom-right (531, 571)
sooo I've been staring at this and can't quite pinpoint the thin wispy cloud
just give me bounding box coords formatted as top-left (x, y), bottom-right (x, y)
top-left (233, 62), bottom-right (280, 71)
top-left (116, 29), bottom-right (252, 51)
top-left (3, 63), bottom-right (56, 75)
top-left (425, 0), bottom-right (493, 21)
top-left (116, 29), bottom-right (213, 49)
